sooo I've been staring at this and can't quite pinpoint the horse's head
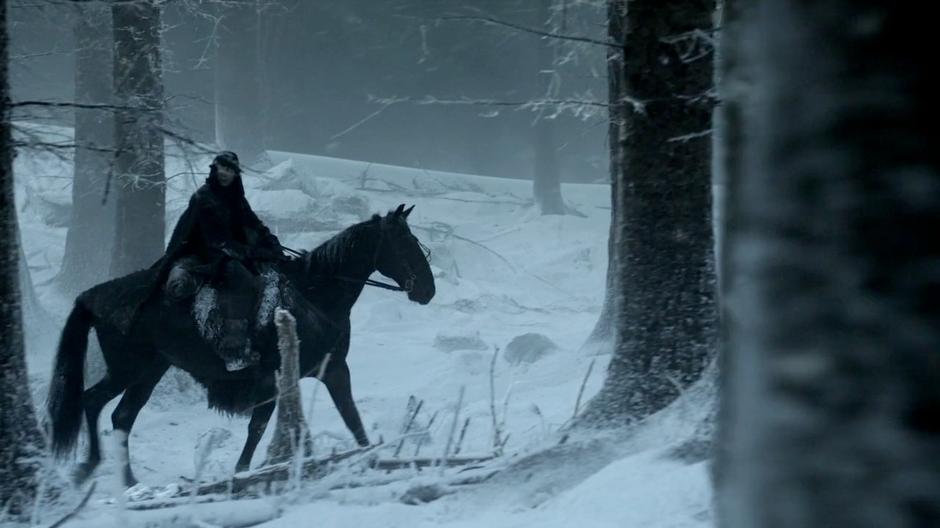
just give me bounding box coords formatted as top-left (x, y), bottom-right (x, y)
top-left (374, 204), bottom-right (435, 305)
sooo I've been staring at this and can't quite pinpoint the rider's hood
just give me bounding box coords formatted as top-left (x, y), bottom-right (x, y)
top-left (206, 166), bottom-right (247, 201)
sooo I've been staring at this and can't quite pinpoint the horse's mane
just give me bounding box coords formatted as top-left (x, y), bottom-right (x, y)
top-left (286, 216), bottom-right (380, 278)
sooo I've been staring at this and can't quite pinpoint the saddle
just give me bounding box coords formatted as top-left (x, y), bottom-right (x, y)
top-left (192, 268), bottom-right (285, 371)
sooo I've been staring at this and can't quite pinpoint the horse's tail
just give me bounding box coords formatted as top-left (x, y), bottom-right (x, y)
top-left (47, 297), bottom-right (94, 457)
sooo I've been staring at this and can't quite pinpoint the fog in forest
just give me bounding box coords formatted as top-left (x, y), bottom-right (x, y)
top-left (10, 1), bottom-right (608, 183)
top-left (2, 1), bottom-right (937, 527)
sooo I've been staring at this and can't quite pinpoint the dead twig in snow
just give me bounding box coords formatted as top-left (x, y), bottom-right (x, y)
top-left (489, 347), bottom-right (505, 455)
top-left (393, 397), bottom-right (424, 458)
top-left (413, 410), bottom-right (439, 458)
top-left (412, 224), bottom-right (517, 272)
top-left (453, 417), bottom-right (471, 456)
top-left (573, 358), bottom-right (596, 420)
top-left (438, 386), bottom-right (466, 475)
top-left (266, 309), bottom-right (313, 466)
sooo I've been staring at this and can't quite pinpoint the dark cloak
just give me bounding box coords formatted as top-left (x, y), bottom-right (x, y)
top-left (84, 169), bottom-right (282, 334)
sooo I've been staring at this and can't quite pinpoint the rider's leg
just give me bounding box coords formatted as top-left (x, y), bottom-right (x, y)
top-left (218, 260), bottom-right (259, 370)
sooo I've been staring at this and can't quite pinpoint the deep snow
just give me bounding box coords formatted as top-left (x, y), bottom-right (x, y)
top-left (13, 122), bottom-right (712, 527)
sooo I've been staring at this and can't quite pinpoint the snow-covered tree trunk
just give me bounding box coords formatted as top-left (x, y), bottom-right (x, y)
top-left (18, 226), bottom-right (49, 342)
top-left (582, 0), bottom-right (626, 352)
top-left (110, 1), bottom-right (165, 277)
top-left (720, 2), bottom-right (940, 526)
top-left (0, 4), bottom-right (47, 514)
top-left (579, 0), bottom-right (717, 426)
top-left (59, 2), bottom-right (115, 292)
top-left (215, 0), bottom-right (264, 161)
top-left (266, 309), bottom-right (313, 465)
top-left (531, 0), bottom-right (565, 216)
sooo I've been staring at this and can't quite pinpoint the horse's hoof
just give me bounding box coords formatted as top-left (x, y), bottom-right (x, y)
top-left (124, 469), bottom-right (139, 488)
top-left (234, 462), bottom-right (250, 474)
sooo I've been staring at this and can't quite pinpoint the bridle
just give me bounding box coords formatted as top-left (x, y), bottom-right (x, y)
top-left (288, 221), bottom-right (430, 294)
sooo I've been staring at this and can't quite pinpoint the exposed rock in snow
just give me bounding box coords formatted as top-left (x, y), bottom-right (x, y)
top-left (400, 482), bottom-right (451, 505)
top-left (504, 333), bottom-right (558, 365)
top-left (433, 331), bottom-right (488, 352)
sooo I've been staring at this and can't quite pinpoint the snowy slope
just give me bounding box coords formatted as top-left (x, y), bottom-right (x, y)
top-left (14, 123), bottom-right (711, 527)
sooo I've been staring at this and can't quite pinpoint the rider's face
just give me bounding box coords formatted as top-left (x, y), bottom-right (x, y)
top-left (216, 164), bottom-right (236, 187)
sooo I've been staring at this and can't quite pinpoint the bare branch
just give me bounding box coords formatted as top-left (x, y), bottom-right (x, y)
top-left (437, 15), bottom-right (619, 49)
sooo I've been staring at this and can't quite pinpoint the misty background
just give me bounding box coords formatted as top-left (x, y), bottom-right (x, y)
top-left (10, 1), bottom-right (608, 183)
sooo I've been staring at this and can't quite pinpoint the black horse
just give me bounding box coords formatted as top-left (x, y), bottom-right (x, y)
top-left (46, 204), bottom-right (435, 486)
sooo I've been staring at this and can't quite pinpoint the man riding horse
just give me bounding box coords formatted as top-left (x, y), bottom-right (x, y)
top-left (155, 151), bottom-right (284, 371)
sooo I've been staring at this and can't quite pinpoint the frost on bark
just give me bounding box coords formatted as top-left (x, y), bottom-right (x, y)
top-left (582, 0), bottom-right (626, 351)
top-left (59, 3), bottom-right (115, 292)
top-left (0, 3), bottom-right (47, 513)
top-left (579, 0), bottom-right (717, 426)
top-left (266, 309), bottom-right (313, 465)
top-left (110, 1), bottom-right (166, 277)
top-left (720, 2), bottom-right (940, 526)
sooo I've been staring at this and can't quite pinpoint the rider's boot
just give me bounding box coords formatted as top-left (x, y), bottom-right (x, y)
top-left (217, 261), bottom-right (260, 372)
top-left (220, 319), bottom-right (252, 371)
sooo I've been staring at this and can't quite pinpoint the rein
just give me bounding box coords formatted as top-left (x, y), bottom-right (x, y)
top-left (286, 224), bottom-right (417, 294)
top-left (334, 275), bottom-right (407, 292)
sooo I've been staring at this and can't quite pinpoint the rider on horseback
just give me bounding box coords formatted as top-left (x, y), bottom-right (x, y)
top-left (161, 151), bottom-right (284, 371)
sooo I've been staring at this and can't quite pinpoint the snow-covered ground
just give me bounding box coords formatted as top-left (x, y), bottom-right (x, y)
top-left (14, 123), bottom-right (712, 527)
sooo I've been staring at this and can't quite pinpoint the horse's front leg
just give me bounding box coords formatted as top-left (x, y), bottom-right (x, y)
top-left (323, 361), bottom-right (370, 447)
top-left (235, 399), bottom-right (275, 473)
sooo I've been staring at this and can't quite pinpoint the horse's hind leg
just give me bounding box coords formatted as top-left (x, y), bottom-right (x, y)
top-left (73, 376), bottom-right (124, 484)
top-left (110, 362), bottom-right (169, 487)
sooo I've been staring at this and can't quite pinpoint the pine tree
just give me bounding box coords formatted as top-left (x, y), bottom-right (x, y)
top-left (59, 2), bottom-right (115, 292)
top-left (582, 0), bottom-right (626, 352)
top-left (0, 1), bottom-right (48, 514)
top-left (110, 0), bottom-right (166, 277)
top-left (579, 0), bottom-right (717, 425)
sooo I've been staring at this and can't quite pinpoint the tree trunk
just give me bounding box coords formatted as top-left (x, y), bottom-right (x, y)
top-left (19, 226), bottom-right (49, 338)
top-left (215, 0), bottom-right (264, 161)
top-left (531, 0), bottom-right (565, 215)
top-left (110, 1), bottom-right (165, 277)
top-left (720, 2), bottom-right (940, 526)
top-left (0, 4), bottom-right (47, 514)
top-left (59, 2), bottom-right (115, 292)
top-left (582, 0), bottom-right (626, 351)
top-left (579, 0), bottom-right (717, 426)
top-left (266, 309), bottom-right (313, 465)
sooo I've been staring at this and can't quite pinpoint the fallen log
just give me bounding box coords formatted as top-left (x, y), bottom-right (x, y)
top-left (194, 446), bottom-right (373, 496)
top-left (124, 456), bottom-right (503, 512)
top-left (62, 498), bottom-right (279, 528)
top-left (187, 448), bottom-right (495, 498)
top-left (369, 455), bottom-right (493, 471)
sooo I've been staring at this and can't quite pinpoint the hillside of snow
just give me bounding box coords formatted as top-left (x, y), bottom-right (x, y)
top-left (14, 122), bottom-right (712, 527)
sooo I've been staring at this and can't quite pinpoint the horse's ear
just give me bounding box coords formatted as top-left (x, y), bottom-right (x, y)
top-left (403, 204), bottom-right (415, 219)
top-left (393, 204), bottom-right (405, 216)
